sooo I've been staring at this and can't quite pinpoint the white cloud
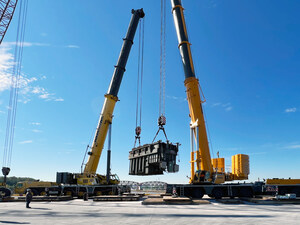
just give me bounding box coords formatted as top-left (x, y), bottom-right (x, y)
top-left (0, 46), bottom-right (63, 103)
top-left (30, 122), bottom-right (41, 126)
top-left (32, 129), bottom-right (42, 133)
top-left (166, 95), bottom-right (186, 102)
top-left (55, 98), bottom-right (64, 102)
top-left (39, 93), bottom-right (54, 100)
top-left (285, 107), bottom-right (297, 113)
top-left (65, 45), bottom-right (80, 49)
top-left (2, 42), bottom-right (50, 48)
top-left (40, 32), bottom-right (47, 37)
top-left (225, 106), bottom-right (232, 111)
top-left (31, 86), bottom-right (45, 94)
top-left (212, 102), bottom-right (221, 107)
top-left (19, 140), bottom-right (33, 144)
top-left (284, 144), bottom-right (300, 150)
top-left (0, 110), bottom-right (5, 114)
top-left (212, 102), bottom-right (233, 111)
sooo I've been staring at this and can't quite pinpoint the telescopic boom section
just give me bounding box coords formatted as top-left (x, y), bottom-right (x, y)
top-left (171, 0), bottom-right (213, 178)
top-left (84, 9), bottom-right (145, 175)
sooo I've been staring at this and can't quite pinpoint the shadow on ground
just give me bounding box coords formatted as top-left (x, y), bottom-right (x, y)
top-left (0, 221), bottom-right (30, 224)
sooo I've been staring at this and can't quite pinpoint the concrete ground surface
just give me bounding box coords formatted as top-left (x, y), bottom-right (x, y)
top-left (1, 199), bottom-right (300, 225)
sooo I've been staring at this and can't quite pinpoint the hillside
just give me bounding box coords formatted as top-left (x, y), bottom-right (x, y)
top-left (0, 176), bottom-right (36, 189)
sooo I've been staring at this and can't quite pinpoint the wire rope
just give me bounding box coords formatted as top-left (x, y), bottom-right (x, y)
top-left (3, 0), bottom-right (28, 168)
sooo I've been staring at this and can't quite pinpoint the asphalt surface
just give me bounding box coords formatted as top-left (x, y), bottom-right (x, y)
top-left (1, 199), bottom-right (300, 224)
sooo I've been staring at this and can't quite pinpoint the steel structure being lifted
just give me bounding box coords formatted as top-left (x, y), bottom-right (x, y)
top-left (129, 141), bottom-right (179, 176)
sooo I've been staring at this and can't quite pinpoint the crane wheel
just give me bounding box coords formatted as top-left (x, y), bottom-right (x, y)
top-left (192, 188), bottom-right (204, 199)
top-left (212, 188), bottom-right (223, 199)
top-left (239, 187), bottom-right (253, 198)
top-left (78, 191), bottom-right (84, 198)
top-left (64, 190), bottom-right (74, 197)
top-left (39, 191), bottom-right (46, 196)
top-left (0, 188), bottom-right (11, 197)
top-left (95, 191), bottom-right (102, 196)
top-left (31, 189), bottom-right (38, 196)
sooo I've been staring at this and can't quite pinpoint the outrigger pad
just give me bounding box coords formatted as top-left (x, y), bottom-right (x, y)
top-left (129, 141), bottom-right (179, 175)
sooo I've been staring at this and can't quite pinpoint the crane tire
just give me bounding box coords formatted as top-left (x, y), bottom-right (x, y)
top-left (192, 188), bottom-right (204, 199)
top-left (0, 188), bottom-right (11, 197)
top-left (212, 188), bottom-right (223, 199)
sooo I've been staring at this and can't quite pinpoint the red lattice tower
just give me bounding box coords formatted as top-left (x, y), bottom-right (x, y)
top-left (0, 0), bottom-right (18, 45)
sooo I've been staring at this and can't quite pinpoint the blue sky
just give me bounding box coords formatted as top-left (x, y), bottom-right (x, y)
top-left (0, 0), bottom-right (299, 184)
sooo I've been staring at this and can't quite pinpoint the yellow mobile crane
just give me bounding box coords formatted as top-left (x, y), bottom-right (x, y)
top-left (55, 8), bottom-right (145, 197)
top-left (166, 0), bottom-right (253, 199)
top-left (15, 8), bottom-right (145, 197)
top-left (171, 0), bottom-right (249, 185)
top-left (167, 0), bottom-right (300, 199)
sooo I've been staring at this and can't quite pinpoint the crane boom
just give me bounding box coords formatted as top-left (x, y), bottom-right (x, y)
top-left (84, 9), bottom-right (145, 175)
top-left (171, 0), bottom-right (213, 182)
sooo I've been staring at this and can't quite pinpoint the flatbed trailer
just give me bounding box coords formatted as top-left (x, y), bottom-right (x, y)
top-left (263, 184), bottom-right (300, 197)
top-left (21, 184), bottom-right (130, 197)
top-left (167, 182), bottom-right (300, 199)
top-left (167, 183), bottom-right (256, 199)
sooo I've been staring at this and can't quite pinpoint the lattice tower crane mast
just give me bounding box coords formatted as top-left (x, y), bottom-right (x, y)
top-left (0, 0), bottom-right (18, 45)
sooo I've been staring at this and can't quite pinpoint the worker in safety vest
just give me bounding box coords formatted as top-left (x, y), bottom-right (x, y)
top-left (25, 189), bottom-right (32, 208)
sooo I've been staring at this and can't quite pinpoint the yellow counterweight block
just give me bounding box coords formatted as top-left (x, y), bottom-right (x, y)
top-left (84, 94), bottom-right (118, 174)
top-left (231, 154), bottom-right (249, 180)
top-left (184, 77), bottom-right (213, 174)
top-left (212, 157), bottom-right (225, 173)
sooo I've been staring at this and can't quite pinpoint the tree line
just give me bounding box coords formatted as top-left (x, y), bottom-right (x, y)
top-left (0, 176), bottom-right (36, 189)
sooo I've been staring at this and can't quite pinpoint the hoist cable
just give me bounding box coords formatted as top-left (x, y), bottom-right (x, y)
top-left (3, 0), bottom-right (23, 167)
top-left (159, 0), bottom-right (166, 117)
top-left (134, 18), bottom-right (144, 147)
top-left (152, 0), bottom-right (168, 143)
top-left (135, 21), bottom-right (141, 128)
top-left (159, 0), bottom-right (163, 116)
top-left (162, 0), bottom-right (166, 116)
top-left (8, 0), bottom-right (28, 166)
top-left (139, 18), bottom-right (144, 127)
top-left (202, 105), bottom-right (215, 159)
top-left (2, 0), bottom-right (28, 167)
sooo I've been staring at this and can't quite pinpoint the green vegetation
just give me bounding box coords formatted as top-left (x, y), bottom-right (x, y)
top-left (0, 176), bottom-right (36, 189)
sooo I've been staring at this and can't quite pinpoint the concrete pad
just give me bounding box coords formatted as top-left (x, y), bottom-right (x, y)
top-left (192, 199), bottom-right (211, 204)
top-left (241, 197), bottom-right (300, 204)
top-left (93, 195), bottom-right (140, 201)
top-left (0, 197), bottom-right (14, 202)
top-left (147, 194), bottom-right (162, 198)
top-left (142, 197), bottom-right (210, 205)
top-left (163, 196), bottom-right (191, 202)
top-left (216, 198), bottom-right (245, 204)
top-left (16, 196), bottom-right (73, 202)
top-left (1, 199), bottom-right (300, 224)
top-left (142, 198), bottom-right (165, 205)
